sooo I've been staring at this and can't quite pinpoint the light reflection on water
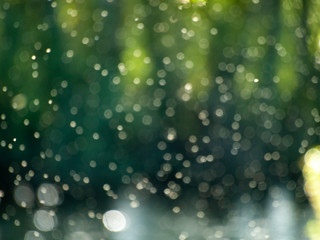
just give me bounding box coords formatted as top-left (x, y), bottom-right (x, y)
top-left (94, 188), bottom-right (308, 240)
top-left (267, 187), bottom-right (297, 240)
top-left (6, 181), bottom-right (312, 239)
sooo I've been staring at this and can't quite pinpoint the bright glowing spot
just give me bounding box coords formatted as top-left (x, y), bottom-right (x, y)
top-left (14, 184), bottom-right (35, 208)
top-left (305, 148), bottom-right (320, 174)
top-left (37, 183), bottom-right (60, 206)
top-left (24, 231), bottom-right (45, 240)
top-left (102, 210), bottom-right (127, 232)
top-left (184, 83), bottom-right (192, 92)
top-left (166, 128), bottom-right (177, 141)
top-left (33, 209), bottom-right (57, 232)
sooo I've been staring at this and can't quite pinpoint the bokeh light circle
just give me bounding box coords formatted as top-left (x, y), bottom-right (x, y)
top-left (14, 184), bottom-right (35, 208)
top-left (37, 183), bottom-right (60, 207)
top-left (33, 209), bottom-right (57, 232)
top-left (102, 210), bottom-right (127, 232)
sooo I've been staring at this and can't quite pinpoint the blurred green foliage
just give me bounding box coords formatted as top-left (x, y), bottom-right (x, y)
top-left (1, 0), bottom-right (320, 239)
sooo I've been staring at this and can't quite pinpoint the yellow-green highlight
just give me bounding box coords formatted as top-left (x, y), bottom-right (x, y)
top-left (303, 147), bottom-right (320, 239)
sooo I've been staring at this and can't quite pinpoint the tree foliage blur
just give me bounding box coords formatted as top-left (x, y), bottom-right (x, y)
top-left (0, 0), bottom-right (320, 239)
